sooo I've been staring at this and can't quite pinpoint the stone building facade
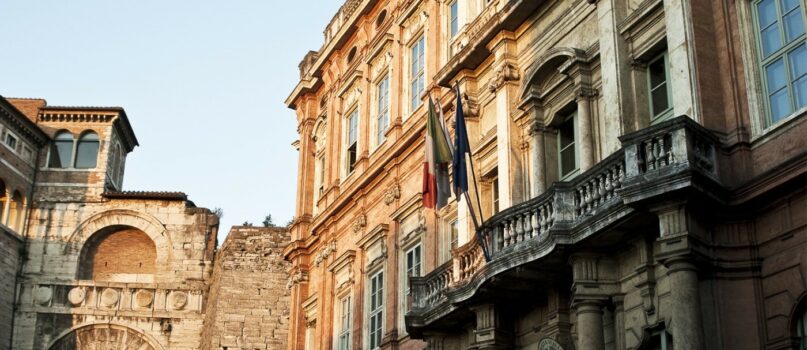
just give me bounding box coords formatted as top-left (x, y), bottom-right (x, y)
top-left (201, 226), bottom-right (291, 350)
top-left (286, 1), bottom-right (806, 350)
top-left (0, 96), bottom-right (290, 350)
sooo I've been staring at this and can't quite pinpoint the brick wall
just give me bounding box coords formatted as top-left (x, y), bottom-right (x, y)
top-left (0, 229), bottom-right (21, 350)
top-left (80, 228), bottom-right (157, 281)
top-left (201, 227), bottom-right (291, 350)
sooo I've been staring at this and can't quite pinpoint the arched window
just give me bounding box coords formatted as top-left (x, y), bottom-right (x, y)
top-left (49, 131), bottom-right (74, 168)
top-left (75, 131), bottom-right (100, 169)
top-left (8, 191), bottom-right (23, 232)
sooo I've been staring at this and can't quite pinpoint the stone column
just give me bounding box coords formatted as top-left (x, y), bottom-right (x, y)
top-left (664, 256), bottom-right (705, 350)
top-left (2, 189), bottom-right (11, 225)
top-left (575, 300), bottom-right (605, 350)
top-left (576, 93), bottom-right (595, 172)
top-left (531, 124), bottom-right (547, 195)
top-left (470, 303), bottom-right (512, 349)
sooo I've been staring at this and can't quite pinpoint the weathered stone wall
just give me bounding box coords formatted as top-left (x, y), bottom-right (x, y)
top-left (0, 229), bottom-right (21, 350)
top-left (201, 226), bottom-right (291, 350)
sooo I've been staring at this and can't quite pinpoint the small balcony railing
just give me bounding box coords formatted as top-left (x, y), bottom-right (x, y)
top-left (409, 116), bottom-right (720, 311)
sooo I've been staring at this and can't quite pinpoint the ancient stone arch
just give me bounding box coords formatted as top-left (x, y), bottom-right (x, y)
top-left (48, 323), bottom-right (164, 350)
top-left (65, 209), bottom-right (172, 265)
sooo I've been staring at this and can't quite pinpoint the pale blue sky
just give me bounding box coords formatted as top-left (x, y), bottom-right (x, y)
top-left (0, 1), bottom-right (341, 243)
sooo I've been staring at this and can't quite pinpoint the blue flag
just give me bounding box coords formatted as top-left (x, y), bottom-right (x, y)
top-left (452, 85), bottom-right (470, 198)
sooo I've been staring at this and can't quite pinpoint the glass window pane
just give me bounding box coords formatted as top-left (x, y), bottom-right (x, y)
top-left (766, 58), bottom-right (788, 90)
top-left (560, 147), bottom-right (576, 177)
top-left (559, 119), bottom-right (575, 149)
top-left (781, 0), bottom-right (799, 12)
top-left (652, 83), bottom-right (670, 116)
top-left (793, 75), bottom-right (807, 109)
top-left (770, 88), bottom-right (792, 122)
top-left (49, 141), bottom-right (73, 168)
top-left (783, 10), bottom-right (805, 42)
top-left (649, 57), bottom-right (667, 88)
top-left (758, 0), bottom-right (778, 27)
top-left (789, 44), bottom-right (807, 78)
top-left (761, 24), bottom-right (783, 57)
top-left (75, 140), bottom-right (99, 169)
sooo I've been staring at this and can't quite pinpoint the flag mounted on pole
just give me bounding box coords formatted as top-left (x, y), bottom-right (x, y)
top-left (422, 95), bottom-right (452, 209)
top-left (452, 84), bottom-right (491, 262)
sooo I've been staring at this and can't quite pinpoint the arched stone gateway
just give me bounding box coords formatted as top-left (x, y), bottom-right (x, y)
top-left (49, 324), bottom-right (163, 350)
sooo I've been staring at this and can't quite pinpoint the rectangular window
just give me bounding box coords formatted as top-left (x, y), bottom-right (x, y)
top-left (318, 156), bottom-right (326, 196)
top-left (450, 220), bottom-right (459, 250)
top-left (647, 52), bottom-right (672, 122)
top-left (410, 36), bottom-right (426, 113)
top-left (337, 295), bottom-right (352, 350)
top-left (754, 0), bottom-right (806, 125)
top-left (492, 177), bottom-right (500, 215)
top-left (376, 75), bottom-right (390, 146)
top-left (406, 244), bottom-right (422, 281)
top-left (346, 109), bottom-right (359, 173)
top-left (305, 322), bottom-right (316, 350)
top-left (449, 1), bottom-right (459, 38)
top-left (4, 133), bottom-right (17, 151)
top-left (368, 271), bottom-right (384, 349)
top-left (558, 112), bottom-right (579, 180)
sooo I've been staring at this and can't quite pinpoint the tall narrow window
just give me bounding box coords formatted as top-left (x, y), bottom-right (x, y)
top-left (317, 156), bottom-right (326, 196)
top-left (75, 131), bottom-right (100, 169)
top-left (410, 36), bottom-right (426, 113)
top-left (346, 110), bottom-right (359, 174)
top-left (406, 244), bottom-right (422, 281)
top-left (449, 1), bottom-right (459, 38)
top-left (368, 271), bottom-right (384, 349)
top-left (558, 112), bottom-right (579, 180)
top-left (797, 306), bottom-right (806, 349)
top-left (491, 176), bottom-right (500, 215)
top-left (8, 191), bottom-right (22, 232)
top-left (449, 220), bottom-right (459, 250)
top-left (376, 75), bottom-right (390, 146)
top-left (647, 52), bottom-right (672, 122)
top-left (337, 295), bottom-right (352, 350)
top-left (49, 131), bottom-right (74, 169)
top-left (754, 0), bottom-right (806, 125)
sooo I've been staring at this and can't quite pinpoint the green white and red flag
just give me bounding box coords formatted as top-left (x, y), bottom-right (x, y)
top-left (422, 95), bottom-right (453, 209)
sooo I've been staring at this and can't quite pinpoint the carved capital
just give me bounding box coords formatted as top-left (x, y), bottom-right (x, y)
top-left (487, 62), bottom-right (521, 92)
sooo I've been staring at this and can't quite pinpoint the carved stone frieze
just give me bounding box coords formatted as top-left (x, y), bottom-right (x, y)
top-left (383, 184), bottom-right (401, 205)
top-left (352, 213), bottom-right (367, 233)
top-left (287, 271), bottom-right (310, 290)
top-left (487, 63), bottom-right (521, 92)
top-left (313, 241), bottom-right (337, 267)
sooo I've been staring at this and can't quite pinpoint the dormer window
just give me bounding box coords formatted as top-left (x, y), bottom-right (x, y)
top-left (75, 131), bottom-right (100, 169)
top-left (49, 131), bottom-right (74, 169)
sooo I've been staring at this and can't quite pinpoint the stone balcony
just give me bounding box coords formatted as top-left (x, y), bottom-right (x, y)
top-left (406, 116), bottom-right (722, 333)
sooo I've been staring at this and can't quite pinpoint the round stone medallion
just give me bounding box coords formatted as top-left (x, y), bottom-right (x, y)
top-left (169, 291), bottom-right (188, 310)
top-left (538, 338), bottom-right (565, 350)
top-left (133, 290), bottom-right (154, 309)
top-left (100, 288), bottom-right (120, 308)
top-left (67, 287), bottom-right (86, 306)
top-left (33, 286), bottom-right (52, 305)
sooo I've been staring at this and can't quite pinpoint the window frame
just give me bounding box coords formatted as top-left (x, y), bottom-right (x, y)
top-left (375, 74), bottom-right (390, 148)
top-left (335, 292), bottom-right (352, 350)
top-left (646, 51), bottom-right (674, 123)
top-left (752, 0), bottom-right (807, 127)
top-left (366, 269), bottom-right (384, 350)
top-left (345, 107), bottom-right (360, 176)
top-left (74, 131), bottom-right (100, 169)
top-left (409, 35), bottom-right (426, 114)
top-left (449, 0), bottom-right (459, 38)
top-left (48, 131), bottom-right (75, 169)
top-left (557, 111), bottom-right (580, 181)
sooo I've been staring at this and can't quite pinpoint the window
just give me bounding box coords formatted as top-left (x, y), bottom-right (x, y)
top-left (305, 322), bottom-right (317, 350)
top-left (754, 0), bottom-right (806, 125)
top-left (492, 178), bottom-right (500, 214)
top-left (75, 131), bottom-right (100, 169)
top-left (346, 109), bottom-right (359, 174)
top-left (376, 75), bottom-right (390, 146)
top-left (337, 295), bottom-right (352, 350)
top-left (647, 52), bottom-right (672, 122)
top-left (4, 133), bottom-right (17, 151)
top-left (558, 112), bottom-right (579, 180)
top-left (347, 47), bottom-right (357, 64)
top-left (449, 1), bottom-right (459, 38)
top-left (368, 271), bottom-right (384, 349)
top-left (405, 244), bottom-right (422, 282)
top-left (410, 35), bottom-right (426, 112)
top-left (317, 156), bottom-right (326, 196)
top-left (449, 219), bottom-right (459, 250)
top-left (49, 131), bottom-right (74, 169)
top-left (644, 329), bottom-right (672, 350)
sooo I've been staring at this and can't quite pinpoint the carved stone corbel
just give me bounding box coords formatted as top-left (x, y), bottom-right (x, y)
top-left (487, 62), bottom-right (521, 92)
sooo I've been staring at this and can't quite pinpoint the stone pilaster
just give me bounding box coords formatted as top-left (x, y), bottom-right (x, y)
top-left (574, 300), bottom-right (605, 350)
top-left (469, 303), bottom-right (512, 349)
